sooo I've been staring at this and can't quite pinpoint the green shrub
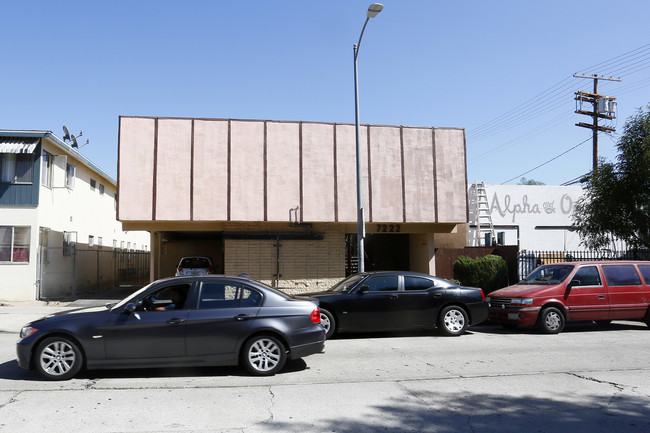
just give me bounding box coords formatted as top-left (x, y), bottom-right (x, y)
top-left (453, 255), bottom-right (507, 294)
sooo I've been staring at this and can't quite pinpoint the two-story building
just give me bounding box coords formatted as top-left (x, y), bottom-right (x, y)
top-left (1, 130), bottom-right (150, 301)
top-left (117, 116), bottom-right (469, 293)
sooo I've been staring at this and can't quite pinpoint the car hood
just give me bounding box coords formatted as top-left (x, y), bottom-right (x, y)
top-left (300, 290), bottom-right (344, 298)
top-left (32, 305), bottom-right (111, 324)
top-left (489, 284), bottom-right (562, 298)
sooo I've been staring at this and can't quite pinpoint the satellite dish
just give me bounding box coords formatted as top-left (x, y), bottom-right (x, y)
top-left (71, 135), bottom-right (78, 148)
top-left (63, 126), bottom-right (71, 142)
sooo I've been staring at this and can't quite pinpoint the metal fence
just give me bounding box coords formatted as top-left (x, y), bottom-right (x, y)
top-left (518, 249), bottom-right (650, 280)
top-left (38, 246), bottom-right (150, 300)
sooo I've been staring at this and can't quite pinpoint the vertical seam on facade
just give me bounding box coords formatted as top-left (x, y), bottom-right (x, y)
top-left (367, 125), bottom-right (373, 222)
top-left (299, 122), bottom-right (304, 222)
top-left (333, 123), bottom-right (338, 222)
top-left (432, 127), bottom-right (438, 222)
top-left (227, 119), bottom-right (232, 221)
top-left (400, 126), bottom-right (406, 223)
top-left (190, 119), bottom-right (195, 221)
top-left (264, 121), bottom-right (268, 222)
top-left (463, 129), bottom-right (469, 222)
top-left (152, 118), bottom-right (158, 221)
top-left (116, 117), bottom-right (122, 220)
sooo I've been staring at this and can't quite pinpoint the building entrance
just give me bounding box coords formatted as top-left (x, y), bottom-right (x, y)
top-left (364, 234), bottom-right (410, 272)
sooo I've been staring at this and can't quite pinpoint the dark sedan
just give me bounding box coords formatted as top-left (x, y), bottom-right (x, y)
top-left (306, 272), bottom-right (488, 338)
top-left (17, 275), bottom-right (325, 380)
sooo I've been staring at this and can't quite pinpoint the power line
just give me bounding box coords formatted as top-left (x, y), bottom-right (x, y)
top-left (501, 137), bottom-right (592, 184)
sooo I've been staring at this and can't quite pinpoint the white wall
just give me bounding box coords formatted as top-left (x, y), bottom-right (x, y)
top-left (468, 184), bottom-right (585, 251)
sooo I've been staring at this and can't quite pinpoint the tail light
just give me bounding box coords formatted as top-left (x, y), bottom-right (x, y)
top-left (208, 266), bottom-right (213, 273)
top-left (311, 307), bottom-right (321, 324)
top-left (177, 265), bottom-right (183, 272)
top-left (480, 289), bottom-right (486, 301)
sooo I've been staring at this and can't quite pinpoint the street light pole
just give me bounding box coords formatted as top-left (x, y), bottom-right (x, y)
top-left (354, 3), bottom-right (383, 274)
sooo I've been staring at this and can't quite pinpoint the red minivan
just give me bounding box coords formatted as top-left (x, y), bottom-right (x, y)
top-left (488, 261), bottom-right (650, 333)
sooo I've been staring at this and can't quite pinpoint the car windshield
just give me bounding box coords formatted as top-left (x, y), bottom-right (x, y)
top-left (520, 264), bottom-right (574, 285)
top-left (110, 282), bottom-right (157, 310)
top-left (181, 257), bottom-right (211, 268)
top-left (327, 274), bottom-right (365, 293)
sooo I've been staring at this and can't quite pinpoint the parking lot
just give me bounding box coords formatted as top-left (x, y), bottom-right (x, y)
top-left (1, 303), bottom-right (649, 432)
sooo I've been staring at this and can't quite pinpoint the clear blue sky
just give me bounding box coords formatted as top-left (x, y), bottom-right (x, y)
top-left (3, 0), bottom-right (649, 185)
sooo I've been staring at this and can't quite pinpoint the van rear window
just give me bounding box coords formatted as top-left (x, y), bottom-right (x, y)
top-left (602, 265), bottom-right (642, 286)
top-left (639, 265), bottom-right (650, 285)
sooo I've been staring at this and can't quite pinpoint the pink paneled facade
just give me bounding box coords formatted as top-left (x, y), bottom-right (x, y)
top-left (118, 116), bottom-right (468, 292)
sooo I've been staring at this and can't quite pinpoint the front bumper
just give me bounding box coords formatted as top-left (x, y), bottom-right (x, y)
top-left (488, 306), bottom-right (541, 326)
top-left (16, 340), bottom-right (34, 370)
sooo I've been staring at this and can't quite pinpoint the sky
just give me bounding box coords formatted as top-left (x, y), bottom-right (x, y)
top-left (3, 0), bottom-right (650, 186)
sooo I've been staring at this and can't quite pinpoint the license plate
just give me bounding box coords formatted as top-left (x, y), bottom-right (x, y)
top-left (508, 313), bottom-right (520, 321)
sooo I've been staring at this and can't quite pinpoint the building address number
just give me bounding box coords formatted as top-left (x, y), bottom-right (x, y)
top-left (376, 224), bottom-right (401, 233)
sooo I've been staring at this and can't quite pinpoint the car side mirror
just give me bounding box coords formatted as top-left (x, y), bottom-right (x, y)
top-left (567, 279), bottom-right (581, 289)
top-left (124, 303), bottom-right (136, 314)
top-left (359, 286), bottom-right (370, 294)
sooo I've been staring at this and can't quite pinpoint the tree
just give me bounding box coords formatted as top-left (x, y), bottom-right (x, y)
top-left (519, 177), bottom-right (545, 185)
top-left (572, 104), bottom-right (650, 249)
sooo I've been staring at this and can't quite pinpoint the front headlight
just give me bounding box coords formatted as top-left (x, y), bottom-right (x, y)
top-left (510, 298), bottom-right (534, 306)
top-left (20, 326), bottom-right (38, 339)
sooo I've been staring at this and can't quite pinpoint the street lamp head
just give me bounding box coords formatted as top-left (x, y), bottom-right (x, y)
top-left (367, 3), bottom-right (383, 18)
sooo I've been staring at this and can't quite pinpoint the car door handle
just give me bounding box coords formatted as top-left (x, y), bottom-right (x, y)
top-left (235, 314), bottom-right (250, 321)
top-left (167, 318), bottom-right (185, 325)
top-left (390, 295), bottom-right (399, 299)
top-left (598, 295), bottom-right (606, 299)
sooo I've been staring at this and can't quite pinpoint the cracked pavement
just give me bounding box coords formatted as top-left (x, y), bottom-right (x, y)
top-left (0, 306), bottom-right (649, 432)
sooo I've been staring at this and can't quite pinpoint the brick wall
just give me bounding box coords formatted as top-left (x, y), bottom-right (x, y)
top-left (224, 224), bottom-right (346, 293)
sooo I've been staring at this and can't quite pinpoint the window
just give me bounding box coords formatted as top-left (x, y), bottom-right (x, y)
top-left (363, 276), bottom-right (399, 292)
top-left (42, 151), bottom-right (53, 187)
top-left (572, 266), bottom-right (602, 286)
top-left (65, 164), bottom-right (76, 189)
top-left (198, 282), bottom-right (262, 309)
top-left (138, 284), bottom-right (190, 311)
top-left (0, 226), bottom-right (30, 263)
top-left (639, 265), bottom-right (650, 285)
top-left (404, 276), bottom-right (435, 291)
top-left (602, 265), bottom-right (642, 286)
top-left (90, 179), bottom-right (96, 191)
top-left (88, 235), bottom-right (95, 248)
top-left (99, 184), bottom-right (105, 195)
top-left (1, 154), bottom-right (33, 183)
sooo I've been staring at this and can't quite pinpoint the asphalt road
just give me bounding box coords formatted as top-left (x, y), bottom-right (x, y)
top-left (0, 304), bottom-right (649, 433)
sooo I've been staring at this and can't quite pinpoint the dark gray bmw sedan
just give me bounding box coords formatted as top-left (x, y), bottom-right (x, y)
top-left (17, 275), bottom-right (325, 380)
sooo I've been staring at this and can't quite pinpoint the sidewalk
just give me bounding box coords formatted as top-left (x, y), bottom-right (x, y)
top-left (0, 285), bottom-right (142, 334)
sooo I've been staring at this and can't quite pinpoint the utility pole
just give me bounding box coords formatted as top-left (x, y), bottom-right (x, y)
top-left (574, 74), bottom-right (621, 173)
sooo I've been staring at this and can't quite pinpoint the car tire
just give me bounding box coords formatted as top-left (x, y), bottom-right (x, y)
top-left (34, 336), bottom-right (83, 380)
top-left (241, 335), bottom-right (287, 376)
top-left (320, 308), bottom-right (336, 339)
top-left (437, 306), bottom-right (469, 336)
top-left (537, 307), bottom-right (565, 334)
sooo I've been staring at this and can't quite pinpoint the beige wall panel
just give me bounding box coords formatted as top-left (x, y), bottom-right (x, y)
top-left (193, 120), bottom-right (229, 220)
top-left (403, 128), bottom-right (435, 222)
top-left (335, 124), bottom-right (369, 223)
top-left (369, 126), bottom-right (403, 222)
top-left (435, 129), bottom-right (467, 222)
top-left (267, 122), bottom-right (300, 221)
top-left (230, 121), bottom-right (264, 221)
top-left (302, 123), bottom-right (335, 222)
top-left (118, 117), bottom-right (154, 220)
top-left (156, 119), bottom-right (192, 220)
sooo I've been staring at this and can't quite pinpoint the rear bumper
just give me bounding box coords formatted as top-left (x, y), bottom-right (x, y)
top-left (287, 325), bottom-right (326, 359)
top-left (468, 302), bottom-right (489, 325)
top-left (488, 306), bottom-right (541, 326)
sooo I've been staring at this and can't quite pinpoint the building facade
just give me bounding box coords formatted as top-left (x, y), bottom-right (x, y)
top-left (1, 131), bottom-right (149, 301)
top-left (468, 183), bottom-right (585, 250)
top-left (118, 117), bottom-right (470, 292)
